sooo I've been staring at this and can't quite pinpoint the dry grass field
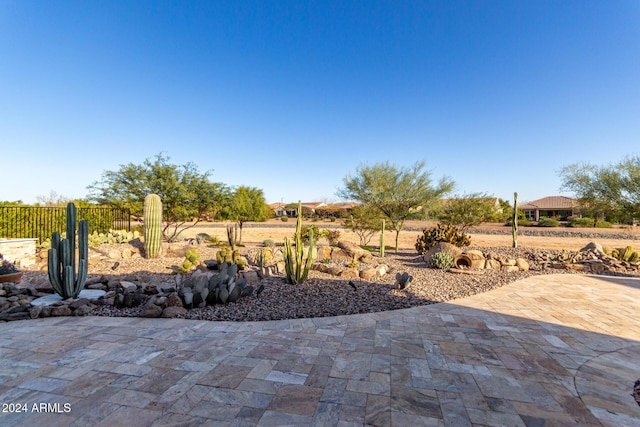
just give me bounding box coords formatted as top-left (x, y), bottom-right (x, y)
top-left (182, 219), bottom-right (640, 252)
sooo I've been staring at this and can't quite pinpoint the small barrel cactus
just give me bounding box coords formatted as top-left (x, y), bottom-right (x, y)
top-left (428, 252), bottom-right (455, 269)
top-left (144, 194), bottom-right (163, 258)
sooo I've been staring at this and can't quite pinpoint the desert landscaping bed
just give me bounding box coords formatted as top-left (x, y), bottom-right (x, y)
top-left (4, 243), bottom-right (583, 323)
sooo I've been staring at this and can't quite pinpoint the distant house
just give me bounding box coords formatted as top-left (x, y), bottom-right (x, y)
top-left (268, 202), bottom-right (287, 217)
top-left (519, 196), bottom-right (580, 221)
top-left (268, 201), bottom-right (327, 217)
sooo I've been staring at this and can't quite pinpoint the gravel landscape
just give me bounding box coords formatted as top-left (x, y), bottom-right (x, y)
top-left (18, 242), bottom-right (579, 322)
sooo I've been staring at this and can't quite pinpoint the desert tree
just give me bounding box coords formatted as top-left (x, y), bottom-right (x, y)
top-left (559, 155), bottom-right (640, 223)
top-left (338, 161), bottom-right (454, 252)
top-left (226, 186), bottom-right (271, 243)
top-left (438, 192), bottom-right (500, 233)
top-left (87, 153), bottom-right (228, 241)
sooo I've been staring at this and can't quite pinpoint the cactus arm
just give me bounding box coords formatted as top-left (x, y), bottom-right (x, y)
top-left (66, 202), bottom-right (77, 275)
top-left (512, 192), bottom-right (518, 248)
top-left (47, 248), bottom-right (63, 294)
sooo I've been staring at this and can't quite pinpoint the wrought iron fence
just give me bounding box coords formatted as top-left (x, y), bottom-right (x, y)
top-left (0, 206), bottom-right (130, 243)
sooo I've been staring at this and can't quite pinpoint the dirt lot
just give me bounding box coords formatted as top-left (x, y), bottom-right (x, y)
top-left (181, 219), bottom-right (640, 252)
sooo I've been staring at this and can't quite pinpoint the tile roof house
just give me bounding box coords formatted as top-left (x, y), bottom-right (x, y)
top-left (519, 196), bottom-right (580, 221)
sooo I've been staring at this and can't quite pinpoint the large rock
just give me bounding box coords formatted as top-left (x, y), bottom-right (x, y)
top-left (331, 248), bottom-right (353, 263)
top-left (580, 241), bottom-right (604, 255)
top-left (337, 241), bottom-right (369, 261)
top-left (317, 246), bottom-right (332, 260)
top-left (464, 250), bottom-right (486, 269)
top-left (339, 268), bottom-right (360, 279)
top-left (423, 243), bottom-right (463, 264)
top-left (140, 304), bottom-right (163, 318)
top-left (515, 258), bottom-right (530, 272)
top-left (162, 306), bottom-right (187, 318)
top-left (359, 268), bottom-right (378, 280)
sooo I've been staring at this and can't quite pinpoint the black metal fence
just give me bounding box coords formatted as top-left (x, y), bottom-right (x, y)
top-left (0, 206), bottom-right (130, 243)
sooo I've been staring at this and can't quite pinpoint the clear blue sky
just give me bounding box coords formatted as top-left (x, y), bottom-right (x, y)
top-left (1, 1), bottom-right (639, 205)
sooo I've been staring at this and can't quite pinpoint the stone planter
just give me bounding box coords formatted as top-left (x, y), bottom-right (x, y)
top-left (0, 271), bottom-right (23, 283)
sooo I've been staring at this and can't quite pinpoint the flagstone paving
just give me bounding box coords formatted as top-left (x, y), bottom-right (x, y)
top-left (0, 273), bottom-right (639, 426)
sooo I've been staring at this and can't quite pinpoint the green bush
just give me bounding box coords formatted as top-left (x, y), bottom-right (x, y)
top-left (415, 224), bottom-right (471, 255)
top-left (300, 225), bottom-right (327, 244)
top-left (280, 216), bottom-right (289, 222)
top-left (596, 220), bottom-right (612, 228)
top-left (428, 252), bottom-right (455, 269)
top-left (568, 217), bottom-right (596, 227)
top-left (537, 217), bottom-right (560, 227)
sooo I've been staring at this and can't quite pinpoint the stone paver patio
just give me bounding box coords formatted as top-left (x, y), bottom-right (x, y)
top-left (0, 273), bottom-right (639, 426)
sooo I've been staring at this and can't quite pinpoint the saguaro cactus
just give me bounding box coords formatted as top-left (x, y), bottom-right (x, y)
top-left (144, 194), bottom-right (163, 258)
top-left (47, 202), bottom-right (89, 299)
top-left (283, 201), bottom-right (315, 284)
top-left (380, 219), bottom-right (385, 258)
top-left (512, 192), bottom-right (518, 248)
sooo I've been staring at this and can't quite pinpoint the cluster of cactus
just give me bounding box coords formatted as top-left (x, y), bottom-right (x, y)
top-left (605, 246), bottom-right (639, 263)
top-left (428, 252), bottom-right (455, 269)
top-left (144, 194), bottom-right (163, 258)
top-left (47, 203), bottom-right (89, 299)
top-left (179, 263), bottom-right (254, 307)
top-left (216, 246), bottom-right (245, 267)
top-left (394, 272), bottom-right (413, 290)
top-left (88, 229), bottom-right (140, 247)
top-left (415, 224), bottom-right (471, 255)
top-left (179, 249), bottom-right (200, 274)
top-left (346, 257), bottom-right (359, 269)
top-left (284, 201), bottom-right (315, 285)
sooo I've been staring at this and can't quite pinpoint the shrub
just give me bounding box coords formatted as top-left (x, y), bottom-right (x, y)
top-left (330, 217), bottom-right (336, 222)
top-left (281, 216), bottom-right (289, 222)
top-left (537, 217), bottom-right (560, 227)
top-left (325, 230), bottom-right (341, 245)
top-left (263, 239), bottom-right (275, 247)
top-left (596, 220), bottom-right (612, 228)
top-left (415, 224), bottom-right (471, 255)
top-left (568, 217), bottom-right (596, 227)
top-left (428, 252), bottom-right (455, 269)
top-left (301, 225), bottom-right (327, 244)
top-left (347, 259), bottom-right (359, 269)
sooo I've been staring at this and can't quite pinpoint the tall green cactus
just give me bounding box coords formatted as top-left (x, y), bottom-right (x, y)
top-left (512, 192), bottom-right (518, 248)
top-left (144, 194), bottom-right (163, 258)
top-left (284, 201), bottom-right (315, 284)
top-left (380, 219), bottom-right (385, 257)
top-left (47, 202), bottom-right (89, 299)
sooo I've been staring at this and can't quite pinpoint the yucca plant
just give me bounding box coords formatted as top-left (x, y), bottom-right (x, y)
top-left (283, 201), bottom-right (315, 284)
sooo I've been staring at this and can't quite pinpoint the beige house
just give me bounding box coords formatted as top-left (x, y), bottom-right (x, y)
top-left (519, 196), bottom-right (580, 221)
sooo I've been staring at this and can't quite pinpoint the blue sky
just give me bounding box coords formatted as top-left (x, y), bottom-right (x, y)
top-left (1, 1), bottom-right (639, 205)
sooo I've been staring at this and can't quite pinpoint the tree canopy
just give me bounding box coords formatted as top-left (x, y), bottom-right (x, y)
top-left (226, 186), bottom-right (271, 243)
top-left (87, 153), bottom-right (228, 241)
top-left (338, 161), bottom-right (454, 251)
top-left (437, 193), bottom-right (502, 232)
top-left (559, 155), bottom-right (640, 222)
